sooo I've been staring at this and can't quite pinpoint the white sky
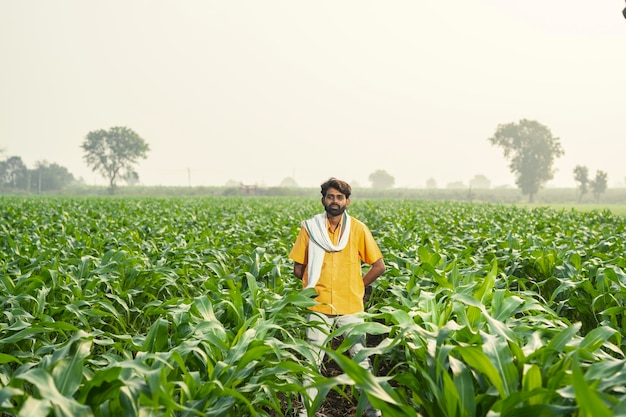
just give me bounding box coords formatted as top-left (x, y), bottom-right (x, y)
top-left (1, 1), bottom-right (625, 189)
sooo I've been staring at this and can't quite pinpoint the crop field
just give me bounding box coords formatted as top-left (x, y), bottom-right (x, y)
top-left (1, 196), bottom-right (626, 417)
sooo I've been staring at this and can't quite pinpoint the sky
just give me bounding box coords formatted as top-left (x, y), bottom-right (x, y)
top-left (1, 1), bottom-right (625, 189)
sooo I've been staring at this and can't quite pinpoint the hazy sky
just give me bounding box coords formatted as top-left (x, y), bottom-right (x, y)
top-left (1, 1), bottom-right (625, 189)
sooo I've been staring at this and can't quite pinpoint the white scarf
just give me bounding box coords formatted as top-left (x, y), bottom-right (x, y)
top-left (302, 211), bottom-right (351, 289)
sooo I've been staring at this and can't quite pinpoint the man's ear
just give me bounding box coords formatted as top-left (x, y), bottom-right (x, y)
top-left (346, 198), bottom-right (351, 207)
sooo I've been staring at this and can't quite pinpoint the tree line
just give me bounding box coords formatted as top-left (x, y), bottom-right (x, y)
top-left (0, 156), bottom-right (75, 193)
top-left (573, 166), bottom-right (608, 203)
top-left (0, 121), bottom-right (614, 199)
top-left (487, 119), bottom-right (609, 202)
top-left (371, 119), bottom-right (611, 203)
top-left (0, 126), bottom-right (149, 193)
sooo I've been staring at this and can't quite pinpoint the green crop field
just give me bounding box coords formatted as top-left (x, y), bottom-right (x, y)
top-left (1, 196), bottom-right (626, 417)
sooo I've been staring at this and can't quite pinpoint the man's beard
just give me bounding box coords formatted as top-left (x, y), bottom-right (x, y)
top-left (325, 203), bottom-right (346, 217)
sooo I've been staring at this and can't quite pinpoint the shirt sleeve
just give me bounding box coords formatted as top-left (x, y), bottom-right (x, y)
top-left (288, 226), bottom-right (309, 265)
top-left (360, 225), bottom-right (383, 265)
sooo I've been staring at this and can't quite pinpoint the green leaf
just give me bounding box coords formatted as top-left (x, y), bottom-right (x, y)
top-left (457, 345), bottom-right (506, 397)
top-left (0, 353), bottom-right (22, 365)
top-left (522, 364), bottom-right (543, 405)
top-left (572, 353), bottom-right (613, 417)
top-left (482, 332), bottom-right (519, 395)
top-left (51, 336), bottom-right (92, 396)
top-left (140, 318), bottom-right (170, 352)
top-left (17, 368), bottom-right (94, 417)
top-left (449, 356), bottom-right (476, 417)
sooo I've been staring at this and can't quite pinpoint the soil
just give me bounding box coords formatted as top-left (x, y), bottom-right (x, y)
top-left (316, 353), bottom-right (364, 417)
top-left (316, 332), bottom-right (392, 417)
top-left (270, 331), bottom-right (393, 417)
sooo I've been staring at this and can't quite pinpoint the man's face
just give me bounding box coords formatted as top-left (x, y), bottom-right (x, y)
top-left (322, 187), bottom-right (350, 217)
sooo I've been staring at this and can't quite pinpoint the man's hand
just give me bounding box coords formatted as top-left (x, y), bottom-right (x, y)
top-left (364, 284), bottom-right (374, 304)
top-left (293, 262), bottom-right (305, 279)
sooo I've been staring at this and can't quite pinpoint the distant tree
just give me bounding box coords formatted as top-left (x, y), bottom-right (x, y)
top-left (0, 159), bottom-right (8, 188)
top-left (426, 178), bottom-right (437, 189)
top-left (368, 169), bottom-right (395, 189)
top-left (487, 119), bottom-right (564, 202)
top-left (30, 161), bottom-right (75, 193)
top-left (279, 177), bottom-right (298, 187)
top-left (573, 165), bottom-right (589, 202)
top-left (590, 170), bottom-right (608, 201)
top-left (0, 156), bottom-right (28, 190)
top-left (81, 126), bottom-right (149, 191)
top-left (469, 174), bottom-right (491, 189)
top-left (446, 181), bottom-right (466, 189)
top-left (122, 170), bottom-right (140, 186)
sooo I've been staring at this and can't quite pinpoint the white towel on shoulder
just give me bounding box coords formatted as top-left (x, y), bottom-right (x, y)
top-left (302, 211), bottom-right (351, 289)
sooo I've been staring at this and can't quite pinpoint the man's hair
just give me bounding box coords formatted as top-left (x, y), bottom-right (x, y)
top-left (320, 177), bottom-right (351, 198)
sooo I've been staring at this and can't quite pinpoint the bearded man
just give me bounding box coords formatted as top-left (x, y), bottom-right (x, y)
top-left (289, 177), bottom-right (385, 417)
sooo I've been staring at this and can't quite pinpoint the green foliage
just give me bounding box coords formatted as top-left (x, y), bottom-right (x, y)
top-left (368, 169), bottom-right (395, 189)
top-left (0, 157), bottom-right (75, 193)
top-left (573, 165), bottom-right (589, 203)
top-left (30, 161), bottom-right (75, 193)
top-left (81, 127), bottom-right (150, 190)
top-left (590, 170), bottom-right (608, 202)
top-left (1, 197), bottom-right (626, 416)
top-left (488, 119), bottom-right (564, 203)
top-left (0, 155), bottom-right (28, 190)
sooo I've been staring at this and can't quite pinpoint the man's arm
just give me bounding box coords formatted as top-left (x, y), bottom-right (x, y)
top-left (289, 225), bottom-right (308, 281)
top-left (293, 262), bottom-right (305, 280)
top-left (362, 258), bottom-right (385, 287)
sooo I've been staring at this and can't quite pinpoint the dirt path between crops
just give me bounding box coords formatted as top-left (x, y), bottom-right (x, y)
top-left (314, 332), bottom-right (391, 417)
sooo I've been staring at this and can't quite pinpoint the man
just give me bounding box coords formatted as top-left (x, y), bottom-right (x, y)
top-left (289, 177), bottom-right (386, 417)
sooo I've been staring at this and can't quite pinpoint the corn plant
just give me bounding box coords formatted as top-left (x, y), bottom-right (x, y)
top-left (1, 196), bottom-right (626, 416)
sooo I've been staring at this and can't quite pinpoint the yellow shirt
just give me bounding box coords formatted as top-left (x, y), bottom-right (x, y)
top-left (288, 215), bottom-right (383, 315)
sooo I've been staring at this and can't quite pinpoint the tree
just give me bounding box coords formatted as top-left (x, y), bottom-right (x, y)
top-left (368, 169), bottom-right (395, 189)
top-left (0, 156), bottom-right (28, 190)
top-left (446, 181), bottom-right (466, 189)
top-left (425, 178), bottom-right (437, 189)
top-left (122, 170), bottom-right (140, 186)
top-left (573, 165), bottom-right (589, 202)
top-left (590, 170), bottom-right (608, 201)
top-left (487, 119), bottom-right (564, 202)
top-left (82, 126), bottom-right (149, 190)
top-left (30, 161), bottom-right (75, 193)
top-left (469, 174), bottom-right (491, 189)
top-left (279, 177), bottom-right (298, 187)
